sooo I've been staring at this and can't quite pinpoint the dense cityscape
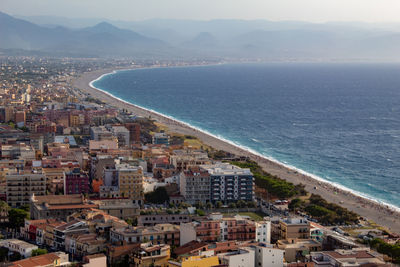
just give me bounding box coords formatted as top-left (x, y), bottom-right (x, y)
top-left (0, 56), bottom-right (398, 267)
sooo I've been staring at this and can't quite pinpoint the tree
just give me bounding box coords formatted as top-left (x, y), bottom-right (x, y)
top-left (144, 187), bottom-right (169, 204)
top-left (196, 209), bottom-right (206, 216)
top-left (216, 201), bottom-right (223, 208)
top-left (228, 203), bottom-right (237, 209)
top-left (0, 247), bottom-right (9, 262)
top-left (8, 208), bottom-right (29, 228)
top-left (31, 248), bottom-right (47, 256)
top-left (206, 202), bottom-right (213, 210)
top-left (237, 200), bottom-right (246, 208)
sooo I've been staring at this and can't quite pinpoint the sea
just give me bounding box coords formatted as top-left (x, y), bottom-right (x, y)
top-left (91, 63), bottom-right (400, 210)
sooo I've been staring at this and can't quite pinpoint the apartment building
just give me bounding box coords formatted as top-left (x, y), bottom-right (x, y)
top-left (170, 149), bottom-right (211, 171)
top-left (6, 172), bottom-right (46, 207)
top-left (64, 168), bottom-right (90, 195)
top-left (110, 224), bottom-right (180, 246)
top-left (180, 213), bottom-right (256, 245)
top-left (277, 239), bottom-right (322, 263)
top-left (202, 163), bottom-right (254, 203)
top-left (179, 166), bottom-right (211, 204)
top-left (131, 243), bottom-right (170, 267)
top-left (255, 220), bottom-right (272, 244)
top-left (277, 217), bottom-right (311, 240)
top-left (152, 132), bottom-right (169, 146)
top-left (110, 126), bottom-right (130, 147)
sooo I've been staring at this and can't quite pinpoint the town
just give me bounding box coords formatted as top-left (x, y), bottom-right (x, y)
top-left (0, 56), bottom-right (398, 267)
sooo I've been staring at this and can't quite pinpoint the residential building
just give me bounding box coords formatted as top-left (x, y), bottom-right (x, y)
top-left (311, 248), bottom-right (387, 267)
top-left (131, 243), bottom-right (170, 267)
top-left (64, 168), bottom-right (89, 195)
top-left (218, 248), bottom-right (255, 267)
top-left (0, 239), bottom-right (38, 258)
top-left (252, 242), bottom-right (285, 267)
top-left (138, 213), bottom-right (192, 226)
top-left (179, 166), bottom-right (211, 204)
top-left (111, 125), bottom-right (130, 147)
top-left (255, 220), bottom-right (271, 244)
top-left (180, 213), bottom-right (256, 245)
top-left (125, 122), bottom-right (141, 144)
top-left (53, 220), bottom-right (89, 251)
top-left (277, 239), bottom-right (322, 263)
top-left (116, 164), bottom-right (144, 203)
top-left (202, 163), bottom-right (254, 203)
top-left (277, 217), bottom-right (311, 240)
top-left (90, 126), bottom-right (113, 141)
top-left (92, 198), bottom-right (140, 220)
top-left (153, 132), bottom-right (169, 146)
top-left (170, 149), bottom-right (211, 171)
top-left (6, 172), bottom-right (46, 207)
top-left (110, 224), bottom-right (180, 246)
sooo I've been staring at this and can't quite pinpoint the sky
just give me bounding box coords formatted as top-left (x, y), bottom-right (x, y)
top-left (2, 0), bottom-right (400, 23)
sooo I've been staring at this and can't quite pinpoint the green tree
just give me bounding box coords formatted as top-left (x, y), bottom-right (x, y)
top-left (228, 203), bottom-right (237, 209)
top-left (196, 209), bottom-right (206, 216)
top-left (206, 202), bottom-right (213, 210)
top-left (31, 248), bottom-right (47, 256)
top-left (0, 247), bottom-right (9, 262)
top-left (8, 208), bottom-right (29, 228)
top-left (216, 201), bottom-right (223, 208)
top-left (144, 187), bottom-right (169, 204)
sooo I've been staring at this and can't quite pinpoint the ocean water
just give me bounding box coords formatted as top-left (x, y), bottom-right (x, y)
top-left (91, 63), bottom-right (400, 209)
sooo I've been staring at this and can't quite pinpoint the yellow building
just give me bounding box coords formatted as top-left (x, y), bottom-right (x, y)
top-left (116, 164), bottom-right (144, 203)
top-left (132, 243), bottom-right (170, 267)
top-left (169, 255), bottom-right (219, 267)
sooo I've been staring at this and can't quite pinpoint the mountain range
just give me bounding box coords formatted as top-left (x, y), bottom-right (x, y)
top-left (2, 11), bottom-right (400, 60)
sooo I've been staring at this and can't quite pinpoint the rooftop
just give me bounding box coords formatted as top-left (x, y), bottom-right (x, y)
top-left (201, 163), bottom-right (252, 176)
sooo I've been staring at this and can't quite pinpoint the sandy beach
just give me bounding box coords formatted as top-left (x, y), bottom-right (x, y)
top-left (72, 68), bottom-right (400, 233)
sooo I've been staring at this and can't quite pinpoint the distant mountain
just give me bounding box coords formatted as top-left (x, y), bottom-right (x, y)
top-left (0, 12), bottom-right (171, 57)
top-left (4, 11), bottom-right (400, 60)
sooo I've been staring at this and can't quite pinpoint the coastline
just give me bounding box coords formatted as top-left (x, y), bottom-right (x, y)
top-left (72, 68), bottom-right (400, 233)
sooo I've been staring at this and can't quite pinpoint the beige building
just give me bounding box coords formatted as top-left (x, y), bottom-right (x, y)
top-left (277, 217), bottom-right (311, 240)
top-left (116, 164), bottom-right (144, 204)
top-left (170, 149), bottom-right (211, 171)
top-left (277, 238), bottom-right (322, 263)
top-left (6, 172), bottom-right (46, 207)
top-left (132, 243), bottom-right (170, 267)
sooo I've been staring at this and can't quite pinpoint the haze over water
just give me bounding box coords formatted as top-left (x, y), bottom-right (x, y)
top-left (92, 63), bottom-right (400, 209)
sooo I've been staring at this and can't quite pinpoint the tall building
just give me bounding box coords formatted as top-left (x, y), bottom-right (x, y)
top-left (125, 123), bottom-right (141, 144)
top-left (6, 172), bottom-right (46, 207)
top-left (116, 164), bottom-right (144, 204)
top-left (201, 163), bottom-right (254, 203)
top-left (179, 166), bottom-right (211, 204)
top-left (111, 126), bottom-right (130, 147)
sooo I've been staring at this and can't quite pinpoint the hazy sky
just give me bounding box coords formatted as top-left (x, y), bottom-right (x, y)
top-left (2, 0), bottom-right (400, 22)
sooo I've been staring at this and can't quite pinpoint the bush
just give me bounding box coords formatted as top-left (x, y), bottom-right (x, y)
top-left (32, 248), bottom-right (47, 256)
top-left (196, 209), bottom-right (206, 216)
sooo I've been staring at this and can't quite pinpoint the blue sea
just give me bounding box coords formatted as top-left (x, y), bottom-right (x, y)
top-left (91, 63), bottom-right (400, 209)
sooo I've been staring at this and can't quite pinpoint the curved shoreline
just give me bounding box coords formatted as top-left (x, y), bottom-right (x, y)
top-left (72, 67), bottom-right (400, 233)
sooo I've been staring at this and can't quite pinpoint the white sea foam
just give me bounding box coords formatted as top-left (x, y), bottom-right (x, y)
top-left (89, 68), bottom-right (400, 213)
